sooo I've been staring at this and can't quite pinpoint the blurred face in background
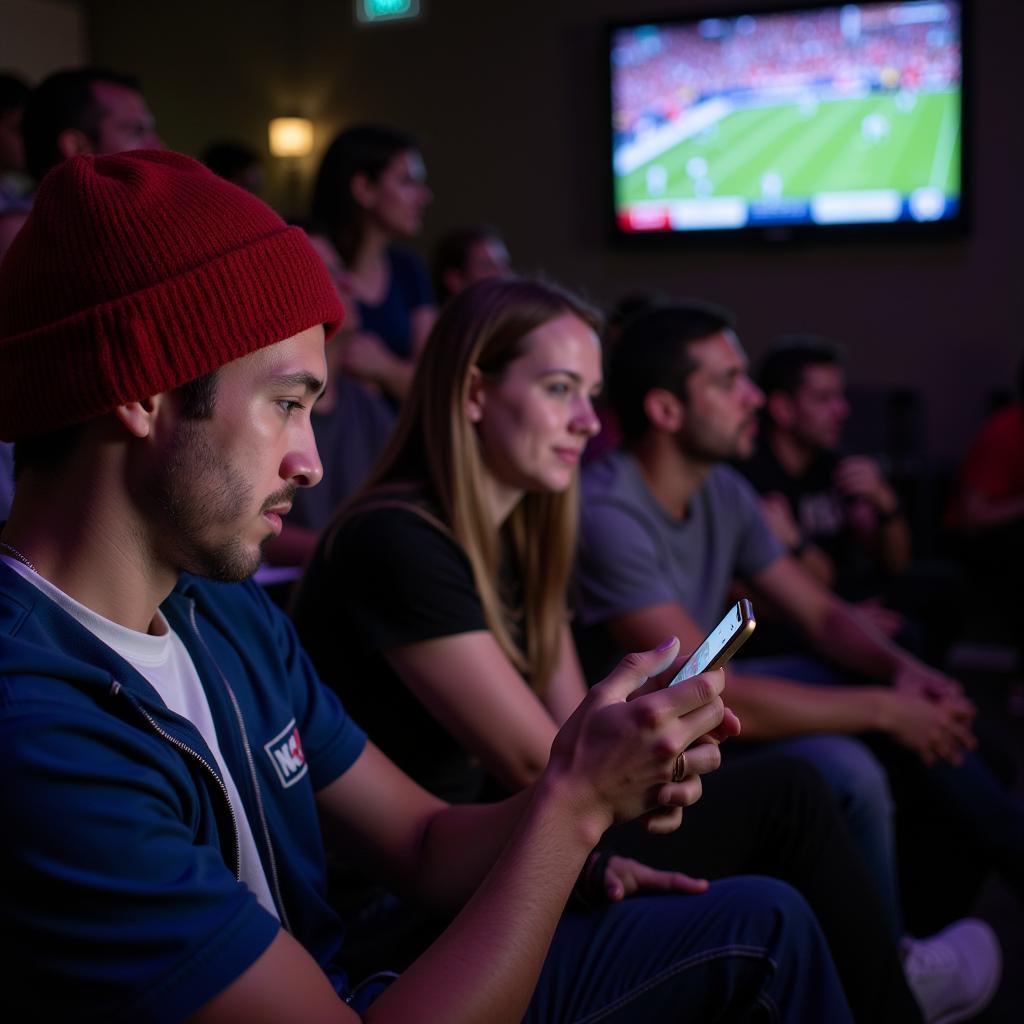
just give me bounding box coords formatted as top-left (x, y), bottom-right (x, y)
top-left (676, 330), bottom-right (764, 463)
top-left (782, 364), bottom-right (850, 453)
top-left (462, 236), bottom-right (511, 286)
top-left (359, 148), bottom-right (431, 238)
top-left (90, 81), bottom-right (163, 153)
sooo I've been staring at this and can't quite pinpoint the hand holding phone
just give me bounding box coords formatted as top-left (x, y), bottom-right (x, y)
top-left (669, 599), bottom-right (756, 687)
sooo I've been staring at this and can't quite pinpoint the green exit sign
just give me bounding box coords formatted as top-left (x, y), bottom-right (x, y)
top-left (356, 0), bottom-right (421, 23)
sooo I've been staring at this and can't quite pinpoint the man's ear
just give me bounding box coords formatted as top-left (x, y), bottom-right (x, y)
top-left (113, 395), bottom-right (162, 439)
top-left (56, 127), bottom-right (94, 160)
top-left (642, 387), bottom-right (685, 433)
top-left (766, 391), bottom-right (795, 430)
top-left (465, 366), bottom-right (485, 423)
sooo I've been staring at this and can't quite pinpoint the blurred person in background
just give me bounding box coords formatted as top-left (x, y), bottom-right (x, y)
top-left (743, 335), bottom-right (963, 668)
top-left (1, 67), bottom-right (163, 515)
top-left (21, 67), bottom-right (162, 185)
top-left (431, 224), bottom-right (511, 305)
top-left (312, 124), bottom-right (435, 403)
top-left (202, 139), bottom-right (264, 195)
top-left (262, 224), bottom-right (395, 569)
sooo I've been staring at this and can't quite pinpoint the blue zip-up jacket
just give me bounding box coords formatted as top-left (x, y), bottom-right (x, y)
top-left (0, 562), bottom-right (366, 1022)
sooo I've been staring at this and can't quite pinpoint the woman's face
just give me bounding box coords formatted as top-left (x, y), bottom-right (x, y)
top-left (471, 313), bottom-right (603, 497)
top-left (360, 149), bottom-right (432, 238)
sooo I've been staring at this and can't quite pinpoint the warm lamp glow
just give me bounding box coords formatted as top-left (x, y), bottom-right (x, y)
top-left (268, 117), bottom-right (314, 158)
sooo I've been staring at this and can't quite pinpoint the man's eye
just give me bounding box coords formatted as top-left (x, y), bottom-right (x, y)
top-left (278, 399), bottom-right (304, 414)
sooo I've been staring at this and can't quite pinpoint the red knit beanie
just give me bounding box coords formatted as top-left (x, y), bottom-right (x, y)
top-left (0, 149), bottom-right (344, 441)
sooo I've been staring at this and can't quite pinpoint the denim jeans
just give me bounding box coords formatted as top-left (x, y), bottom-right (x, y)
top-left (607, 753), bottom-right (920, 1022)
top-left (735, 651), bottom-right (1024, 932)
top-left (524, 877), bottom-right (852, 1023)
top-left (345, 878), bottom-right (853, 1021)
top-left (864, 726), bottom-right (1024, 931)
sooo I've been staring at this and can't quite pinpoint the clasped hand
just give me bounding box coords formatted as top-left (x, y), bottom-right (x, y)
top-left (891, 661), bottom-right (976, 765)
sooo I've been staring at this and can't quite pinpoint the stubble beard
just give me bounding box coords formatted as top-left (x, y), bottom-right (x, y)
top-left (153, 420), bottom-right (264, 583)
top-left (675, 421), bottom-right (752, 467)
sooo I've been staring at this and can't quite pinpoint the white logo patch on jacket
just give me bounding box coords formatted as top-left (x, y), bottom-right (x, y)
top-left (264, 719), bottom-right (308, 788)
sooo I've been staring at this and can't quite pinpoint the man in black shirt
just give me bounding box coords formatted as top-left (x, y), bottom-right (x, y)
top-left (743, 334), bottom-right (910, 613)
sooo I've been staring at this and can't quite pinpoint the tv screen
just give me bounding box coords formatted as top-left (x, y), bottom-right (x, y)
top-left (609, 1), bottom-right (965, 240)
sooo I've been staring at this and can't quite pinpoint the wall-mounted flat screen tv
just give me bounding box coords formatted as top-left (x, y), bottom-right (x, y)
top-left (608, 1), bottom-right (965, 240)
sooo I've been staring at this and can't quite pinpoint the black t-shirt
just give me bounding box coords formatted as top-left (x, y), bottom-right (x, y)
top-left (741, 444), bottom-right (882, 600)
top-left (291, 503), bottom-right (492, 804)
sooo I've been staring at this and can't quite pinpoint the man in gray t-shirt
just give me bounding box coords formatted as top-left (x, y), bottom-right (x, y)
top-left (574, 302), bottom-right (1009, 939)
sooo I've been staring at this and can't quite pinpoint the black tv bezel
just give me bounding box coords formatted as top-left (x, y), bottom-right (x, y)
top-left (604, 0), bottom-right (970, 246)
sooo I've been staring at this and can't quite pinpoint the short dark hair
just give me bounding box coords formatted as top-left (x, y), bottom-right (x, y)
top-left (757, 334), bottom-right (845, 398)
top-left (13, 370), bottom-right (218, 481)
top-left (177, 369), bottom-right (219, 420)
top-left (201, 140), bottom-right (260, 183)
top-left (431, 225), bottom-right (503, 303)
top-left (609, 301), bottom-right (735, 446)
top-left (605, 291), bottom-right (662, 338)
top-left (21, 67), bottom-right (141, 182)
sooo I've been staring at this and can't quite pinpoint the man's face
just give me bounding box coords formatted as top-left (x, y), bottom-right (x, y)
top-left (90, 81), bottom-right (163, 153)
top-left (676, 330), bottom-right (764, 463)
top-left (787, 363), bottom-right (850, 452)
top-left (149, 326), bottom-right (326, 581)
top-left (463, 237), bottom-right (511, 285)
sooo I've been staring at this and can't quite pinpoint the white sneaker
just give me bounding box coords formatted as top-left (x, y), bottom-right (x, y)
top-left (902, 918), bottom-right (1002, 1024)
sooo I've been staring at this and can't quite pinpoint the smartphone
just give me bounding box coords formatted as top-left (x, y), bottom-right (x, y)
top-left (668, 599), bottom-right (756, 687)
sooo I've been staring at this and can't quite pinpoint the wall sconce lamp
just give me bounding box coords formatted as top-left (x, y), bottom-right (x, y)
top-left (268, 117), bottom-right (314, 217)
top-left (268, 117), bottom-right (314, 158)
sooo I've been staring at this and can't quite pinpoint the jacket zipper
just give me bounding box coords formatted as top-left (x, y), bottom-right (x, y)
top-left (187, 600), bottom-right (293, 934)
top-left (109, 678), bottom-right (242, 879)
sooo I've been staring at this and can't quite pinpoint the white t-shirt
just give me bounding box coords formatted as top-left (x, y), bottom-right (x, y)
top-left (2, 555), bottom-right (279, 919)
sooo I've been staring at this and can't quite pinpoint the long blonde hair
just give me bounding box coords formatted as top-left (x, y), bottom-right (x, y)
top-left (329, 277), bottom-right (602, 694)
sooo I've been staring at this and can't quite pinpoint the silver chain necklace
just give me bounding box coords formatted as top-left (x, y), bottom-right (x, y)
top-left (0, 539), bottom-right (39, 574)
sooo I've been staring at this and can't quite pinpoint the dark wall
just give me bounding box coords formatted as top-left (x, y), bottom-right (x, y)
top-left (87, 0), bottom-right (1020, 459)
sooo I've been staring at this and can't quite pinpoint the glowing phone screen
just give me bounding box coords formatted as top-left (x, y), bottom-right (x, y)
top-left (669, 602), bottom-right (751, 686)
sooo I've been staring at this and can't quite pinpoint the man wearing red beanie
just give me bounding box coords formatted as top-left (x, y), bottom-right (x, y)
top-left (0, 151), bottom-right (853, 1023)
